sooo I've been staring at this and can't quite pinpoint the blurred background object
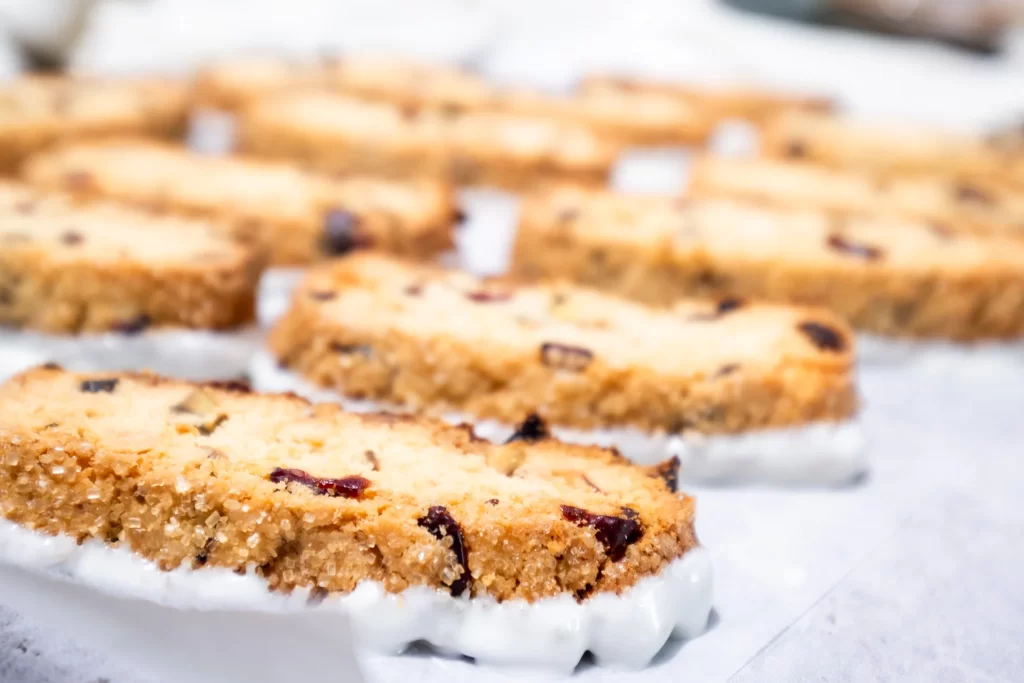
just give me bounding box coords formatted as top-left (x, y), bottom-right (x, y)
top-left (724, 0), bottom-right (1024, 53)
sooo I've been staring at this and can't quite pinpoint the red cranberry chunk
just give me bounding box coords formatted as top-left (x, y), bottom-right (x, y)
top-left (466, 290), bottom-right (512, 303)
top-left (505, 414), bottom-right (549, 444)
top-left (320, 209), bottom-right (371, 256)
top-left (798, 321), bottom-right (846, 353)
top-left (540, 342), bottom-right (593, 372)
top-left (561, 505), bottom-right (643, 562)
top-left (955, 183), bottom-right (995, 205)
top-left (80, 378), bottom-right (118, 393)
top-left (827, 234), bottom-right (883, 261)
top-left (417, 505), bottom-right (469, 596)
top-left (111, 315), bottom-right (152, 335)
top-left (269, 468), bottom-right (370, 499)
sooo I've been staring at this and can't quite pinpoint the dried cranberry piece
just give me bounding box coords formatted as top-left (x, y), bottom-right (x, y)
top-left (716, 298), bottom-right (744, 314)
top-left (206, 379), bottom-right (252, 393)
top-left (111, 314), bottom-right (151, 335)
top-left (785, 141), bottom-right (807, 158)
top-left (692, 298), bottom-right (745, 321)
top-left (506, 413), bottom-right (549, 444)
top-left (486, 498), bottom-right (499, 505)
top-left (540, 342), bottom-right (593, 372)
top-left (651, 457), bottom-right (680, 493)
top-left (417, 505), bottom-right (469, 596)
top-left (329, 342), bottom-right (371, 355)
top-left (798, 321), bottom-right (846, 352)
top-left (929, 222), bottom-right (955, 240)
top-left (269, 467), bottom-right (370, 499)
top-left (61, 231), bottom-right (83, 246)
top-left (80, 378), bottom-right (118, 393)
top-left (364, 449), bottom-right (380, 471)
top-left (320, 209), bottom-right (371, 256)
top-left (561, 505), bottom-right (643, 561)
top-left (466, 290), bottom-right (512, 303)
top-left (827, 234), bottom-right (882, 261)
top-left (955, 183), bottom-right (994, 205)
top-left (714, 363), bottom-right (740, 378)
top-left (557, 207), bottom-right (580, 223)
top-left (63, 170), bottom-right (93, 190)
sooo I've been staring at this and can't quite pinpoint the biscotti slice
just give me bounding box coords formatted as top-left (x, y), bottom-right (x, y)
top-left (194, 55), bottom-right (496, 114)
top-left (197, 56), bottom-right (709, 146)
top-left (0, 366), bottom-right (711, 670)
top-left (22, 140), bottom-right (457, 266)
top-left (260, 253), bottom-right (863, 485)
top-left (581, 76), bottom-right (833, 124)
top-left (237, 91), bottom-right (615, 189)
top-left (761, 110), bottom-right (1024, 188)
top-left (498, 85), bottom-right (715, 147)
top-left (512, 186), bottom-right (1024, 342)
top-left (689, 156), bottom-right (1024, 239)
top-left (0, 75), bottom-right (189, 174)
top-left (0, 182), bottom-right (261, 378)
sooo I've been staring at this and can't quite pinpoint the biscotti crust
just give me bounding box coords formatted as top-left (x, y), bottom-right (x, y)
top-left (0, 366), bottom-right (696, 603)
top-left (268, 254), bottom-right (856, 434)
top-left (237, 92), bottom-right (615, 190)
top-left (512, 187), bottom-right (1024, 341)
top-left (0, 76), bottom-right (189, 173)
top-left (196, 57), bottom-right (711, 146)
top-left (761, 110), bottom-right (1023, 185)
top-left (689, 156), bottom-right (1024, 240)
top-left (22, 140), bottom-right (457, 266)
top-left (0, 183), bottom-right (259, 333)
top-left (580, 76), bottom-right (834, 124)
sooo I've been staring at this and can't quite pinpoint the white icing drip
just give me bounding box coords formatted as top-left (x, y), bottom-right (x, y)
top-left (0, 327), bottom-right (260, 381)
top-left (250, 350), bottom-right (868, 486)
top-left (0, 519), bottom-right (712, 672)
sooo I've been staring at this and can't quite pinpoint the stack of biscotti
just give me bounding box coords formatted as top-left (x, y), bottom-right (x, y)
top-left (197, 56), bottom-right (714, 146)
top-left (761, 110), bottom-right (1024, 191)
top-left (689, 156), bottom-right (1024, 239)
top-left (511, 185), bottom-right (1024, 343)
top-left (237, 91), bottom-right (617, 189)
top-left (0, 75), bottom-right (190, 174)
top-left (257, 253), bottom-right (864, 485)
top-left (21, 140), bottom-right (458, 266)
top-left (580, 75), bottom-right (833, 124)
top-left (0, 182), bottom-right (261, 379)
top-left (0, 366), bottom-right (711, 669)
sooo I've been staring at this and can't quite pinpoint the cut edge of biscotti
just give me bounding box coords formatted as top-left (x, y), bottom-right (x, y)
top-left (0, 180), bottom-right (262, 334)
top-left (261, 254), bottom-right (865, 485)
top-left (0, 365), bottom-right (711, 669)
top-left (512, 185), bottom-right (1024, 342)
top-left (20, 138), bottom-right (459, 267)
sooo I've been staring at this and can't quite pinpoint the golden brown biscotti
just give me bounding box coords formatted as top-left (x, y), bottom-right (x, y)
top-left (761, 111), bottom-right (1024, 189)
top-left (0, 75), bottom-right (189, 174)
top-left (237, 92), bottom-right (616, 189)
top-left (196, 56), bottom-right (711, 146)
top-left (22, 140), bottom-right (457, 266)
top-left (0, 182), bottom-right (259, 333)
top-left (194, 55), bottom-right (496, 114)
top-left (581, 76), bottom-right (833, 124)
top-left (268, 253), bottom-right (856, 434)
top-left (689, 156), bottom-right (1024, 239)
top-left (511, 186), bottom-right (1024, 341)
top-left (0, 366), bottom-right (695, 602)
